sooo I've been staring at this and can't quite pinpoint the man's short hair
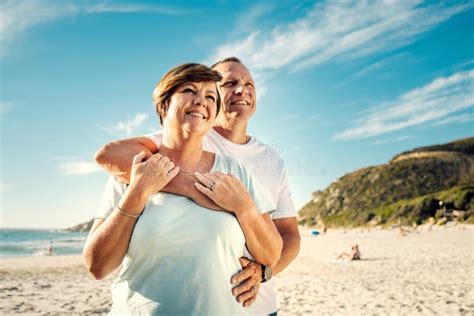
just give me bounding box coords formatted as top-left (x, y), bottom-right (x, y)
top-left (210, 57), bottom-right (242, 69)
top-left (152, 63), bottom-right (222, 125)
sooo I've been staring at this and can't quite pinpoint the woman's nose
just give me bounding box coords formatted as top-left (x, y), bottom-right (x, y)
top-left (193, 93), bottom-right (206, 106)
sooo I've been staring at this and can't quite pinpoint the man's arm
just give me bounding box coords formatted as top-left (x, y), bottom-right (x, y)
top-left (95, 137), bottom-right (157, 183)
top-left (272, 216), bottom-right (300, 275)
top-left (95, 136), bottom-right (221, 210)
top-left (231, 216), bottom-right (300, 306)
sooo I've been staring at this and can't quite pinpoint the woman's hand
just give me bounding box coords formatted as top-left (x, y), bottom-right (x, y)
top-left (129, 151), bottom-right (180, 199)
top-left (194, 172), bottom-right (253, 214)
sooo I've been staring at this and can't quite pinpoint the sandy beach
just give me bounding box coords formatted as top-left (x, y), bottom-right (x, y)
top-left (1, 225), bottom-right (472, 315)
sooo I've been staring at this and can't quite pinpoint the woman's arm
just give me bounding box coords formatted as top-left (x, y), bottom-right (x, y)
top-left (83, 151), bottom-right (180, 279)
top-left (194, 172), bottom-right (283, 268)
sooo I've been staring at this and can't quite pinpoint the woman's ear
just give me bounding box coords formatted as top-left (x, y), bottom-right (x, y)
top-left (160, 99), bottom-right (170, 120)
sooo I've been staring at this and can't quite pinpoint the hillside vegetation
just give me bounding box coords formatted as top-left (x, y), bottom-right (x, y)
top-left (299, 137), bottom-right (474, 227)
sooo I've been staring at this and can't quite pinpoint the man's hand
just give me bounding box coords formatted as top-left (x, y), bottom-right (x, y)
top-left (230, 257), bottom-right (262, 307)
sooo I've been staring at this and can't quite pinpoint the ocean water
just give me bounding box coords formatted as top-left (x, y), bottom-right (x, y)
top-left (0, 229), bottom-right (88, 258)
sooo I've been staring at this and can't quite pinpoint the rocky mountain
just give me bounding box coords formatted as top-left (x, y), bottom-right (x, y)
top-left (299, 137), bottom-right (474, 227)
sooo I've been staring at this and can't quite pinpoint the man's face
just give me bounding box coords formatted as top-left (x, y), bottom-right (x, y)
top-left (213, 62), bottom-right (256, 121)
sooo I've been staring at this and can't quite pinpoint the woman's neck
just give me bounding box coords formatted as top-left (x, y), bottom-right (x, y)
top-left (160, 128), bottom-right (205, 171)
top-left (213, 116), bottom-right (249, 144)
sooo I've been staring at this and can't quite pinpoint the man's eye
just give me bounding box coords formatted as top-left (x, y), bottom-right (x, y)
top-left (223, 81), bottom-right (235, 87)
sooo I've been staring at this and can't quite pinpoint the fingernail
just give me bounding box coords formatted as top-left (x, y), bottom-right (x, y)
top-left (231, 278), bottom-right (236, 284)
top-left (238, 298), bottom-right (242, 303)
top-left (194, 172), bottom-right (200, 176)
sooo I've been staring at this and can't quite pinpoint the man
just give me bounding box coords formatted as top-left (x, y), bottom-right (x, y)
top-left (95, 57), bottom-right (300, 315)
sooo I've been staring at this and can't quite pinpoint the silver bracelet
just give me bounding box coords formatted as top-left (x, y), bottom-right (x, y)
top-left (117, 205), bottom-right (141, 218)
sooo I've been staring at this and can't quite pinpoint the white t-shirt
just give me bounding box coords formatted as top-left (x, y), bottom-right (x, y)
top-left (96, 154), bottom-right (274, 315)
top-left (146, 128), bottom-right (297, 315)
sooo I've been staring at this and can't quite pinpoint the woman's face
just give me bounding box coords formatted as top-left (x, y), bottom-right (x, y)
top-left (163, 81), bottom-right (218, 134)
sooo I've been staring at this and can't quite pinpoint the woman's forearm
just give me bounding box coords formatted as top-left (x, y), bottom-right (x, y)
top-left (83, 188), bottom-right (147, 280)
top-left (235, 205), bottom-right (283, 268)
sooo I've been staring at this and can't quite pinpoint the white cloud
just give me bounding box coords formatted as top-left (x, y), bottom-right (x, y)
top-left (369, 135), bottom-right (413, 146)
top-left (283, 114), bottom-right (298, 120)
top-left (333, 69), bottom-right (474, 141)
top-left (104, 113), bottom-right (149, 136)
top-left (353, 53), bottom-right (407, 78)
top-left (59, 161), bottom-right (101, 175)
top-left (433, 113), bottom-right (474, 126)
top-left (0, 101), bottom-right (14, 115)
top-left (206, 1), bottom-right (472, 73)
top-left (0, 182), bottom-right (15, 191)
top-left (0, 0), bottom-right (189, 54)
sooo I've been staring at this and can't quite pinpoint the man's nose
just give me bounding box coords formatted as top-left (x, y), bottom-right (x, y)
top-left (234, 82), bottom-right (248, 95)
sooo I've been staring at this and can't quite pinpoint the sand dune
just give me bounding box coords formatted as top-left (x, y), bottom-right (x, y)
top-left (1, 225), bottom-right (472, 315)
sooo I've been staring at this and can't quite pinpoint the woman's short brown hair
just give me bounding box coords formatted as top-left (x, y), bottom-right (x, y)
top-left (152, 63), bottom-right (222, 125)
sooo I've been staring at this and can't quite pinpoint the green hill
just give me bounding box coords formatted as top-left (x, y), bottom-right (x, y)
top-left (299, 137), bottom-right (474, 227)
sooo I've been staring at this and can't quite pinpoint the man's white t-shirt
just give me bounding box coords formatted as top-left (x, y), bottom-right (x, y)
top-left (146, 128), bottom-right (297, 315)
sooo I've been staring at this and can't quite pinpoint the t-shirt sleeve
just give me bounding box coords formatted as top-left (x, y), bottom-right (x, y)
top-left (144, 131), bottom-right (163, 150)
top-left (272, 164), bottom-right (297, 219)
top-left (228, 158), bottom-right (274, 215)
top-left (95, 176), bottom-right (127, 219)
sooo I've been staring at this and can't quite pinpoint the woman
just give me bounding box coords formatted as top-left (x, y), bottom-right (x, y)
top-left (83, 63), bottom-right (282, 315)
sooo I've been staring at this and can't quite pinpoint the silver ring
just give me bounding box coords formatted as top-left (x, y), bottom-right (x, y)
top-left (207, 181), bottom-right (216, 191)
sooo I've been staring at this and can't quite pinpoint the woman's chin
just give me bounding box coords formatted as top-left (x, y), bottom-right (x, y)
top-left (182, 122), bottom-right (212, 135)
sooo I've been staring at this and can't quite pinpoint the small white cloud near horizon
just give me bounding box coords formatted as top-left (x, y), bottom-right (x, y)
top-left (59, 161), bottom-right (101, 175)
top-left (0, 101), bottom-right (14, 115)
top-left (333, 69), bottom-right (474, 141)
top-left (103, 113), bottom-right (149, 136)
top-left (206, 1), bottom-right (472, 73)
top-left (0, 182), bottom-right (15, 191)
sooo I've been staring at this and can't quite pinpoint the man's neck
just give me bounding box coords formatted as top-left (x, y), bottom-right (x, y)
top-left (213, 118), bottom-right (249, 144)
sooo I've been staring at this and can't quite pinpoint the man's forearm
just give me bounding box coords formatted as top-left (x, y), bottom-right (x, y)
top-left (272, 232), bottom-right (300, 275)
top-left (95, 142), bottom-right (151, 183)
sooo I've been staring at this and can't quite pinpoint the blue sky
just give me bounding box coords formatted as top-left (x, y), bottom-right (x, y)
top-left (1, 0), bottom-right (473, 228)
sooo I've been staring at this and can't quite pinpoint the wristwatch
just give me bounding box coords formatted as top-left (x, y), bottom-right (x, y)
top-left (261, 264), bottom-right (273, 283)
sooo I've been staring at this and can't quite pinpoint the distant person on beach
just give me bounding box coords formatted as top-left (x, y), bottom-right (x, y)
top-left (94, 57), bottom-right (300, 315)
top-left (48, 239), bottom-right (53, 256)
top-left (83, 63), bottom-right (282, 315)
top-left (336, 244), bottom-right (361, 261)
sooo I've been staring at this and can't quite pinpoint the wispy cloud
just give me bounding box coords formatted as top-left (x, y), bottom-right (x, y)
top-left (0, 0), bottom-right (190, 54)
top-left (207, 1), bottom-right (472, 72)
top-left (433, 112), bottom-right (474, 126)
top-left (59, 161), bottom-right (101, 175)
top-left (333, 69), bottom-right (474, 141)
top-left (353, 53), bottom-right (407, 78)
top-left (103, 113), bottom-right (149, 136)
top-left (369, 135), bottom-right (413, 146)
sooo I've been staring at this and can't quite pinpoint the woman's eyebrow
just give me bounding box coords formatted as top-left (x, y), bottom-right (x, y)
top-left (206, 89), bottom-right (217, 95)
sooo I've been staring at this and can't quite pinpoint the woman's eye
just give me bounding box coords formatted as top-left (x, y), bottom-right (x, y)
top-left (206, 95), bottom-right (216, 102)
top-left (183, 88), bottom-right (195, 93)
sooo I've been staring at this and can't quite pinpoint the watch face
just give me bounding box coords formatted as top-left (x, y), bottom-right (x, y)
top-left (264, 266), bottom-right (272, 280)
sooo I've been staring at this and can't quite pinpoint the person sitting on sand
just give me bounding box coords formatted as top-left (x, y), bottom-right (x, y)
top-left (336, 244), bottom-right (361, 261)
top-left (83, 63), bottom-right (282, 315)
